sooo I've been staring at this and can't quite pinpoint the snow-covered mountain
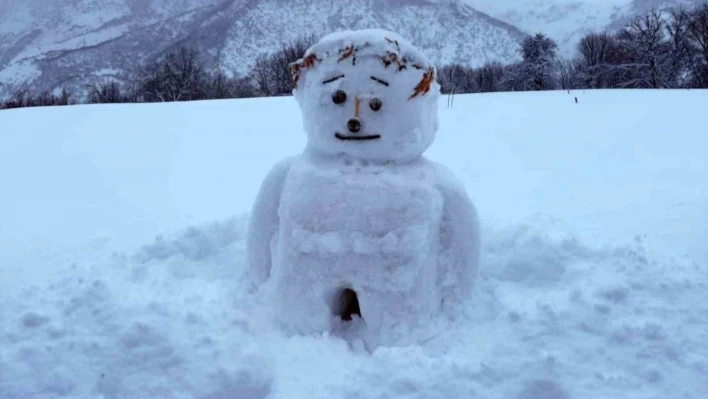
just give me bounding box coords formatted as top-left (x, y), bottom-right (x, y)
top-left (464, 0), bottom-right (707, 56)
top-left (0, 0), bottom-right (526, 97)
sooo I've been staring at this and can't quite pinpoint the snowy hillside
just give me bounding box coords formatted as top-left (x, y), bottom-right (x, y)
top-left (1, 89), bottom-right (707, 398)
top-left (464, 0), bottom-right (708, 56)
top-left (0, 0), bottom-right (525, 97)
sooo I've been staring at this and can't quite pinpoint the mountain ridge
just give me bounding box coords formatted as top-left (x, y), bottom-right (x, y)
top-left (0, 0), bottom-right (527, 98)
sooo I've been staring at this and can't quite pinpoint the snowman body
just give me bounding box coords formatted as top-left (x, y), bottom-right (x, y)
top-left (271, 155), bottom-right (443, 336)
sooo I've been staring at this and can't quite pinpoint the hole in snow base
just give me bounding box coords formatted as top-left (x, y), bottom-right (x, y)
top-left (337, 288), bottom-right (362, 321)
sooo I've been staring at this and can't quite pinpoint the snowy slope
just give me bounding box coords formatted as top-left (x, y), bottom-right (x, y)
top-left (0, 0), bottom-right (241, 95)
top-left (1, 90), bottom-right (707, 398)
top-left (0, 0), bottom-right (525, 98)
top-left (464, 0), bottom-right (708, 56)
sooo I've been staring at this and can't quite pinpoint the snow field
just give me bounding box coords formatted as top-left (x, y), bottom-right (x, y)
top-left (0, 89), bottom-right (707, 398)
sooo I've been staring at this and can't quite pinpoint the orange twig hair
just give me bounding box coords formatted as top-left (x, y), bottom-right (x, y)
top-left (291, 53), bottom-right (319, 88)
top-left (409, 67), bottom-right (435, 100)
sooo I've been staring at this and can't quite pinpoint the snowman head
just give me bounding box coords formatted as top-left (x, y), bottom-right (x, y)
top-left (292, 29), bottom-right (440, 163)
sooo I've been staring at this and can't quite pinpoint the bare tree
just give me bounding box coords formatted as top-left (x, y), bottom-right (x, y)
top-left (3, 88), bottom-right (32, 109)
top-left (665, 8), bottom-right (693, 87)
top-left (576, 32), bottom-right (621, 88)
top-left (438, 63), bottom-right (477, 94)
top-left (687, 3), bottom-right (708, 87)
top-left (251, 54), bottom-right (273, 97)
top-left (89, 81), bottom-right (126, 103)
top-left (162, 47), bottom-right (207, 101)
top-left (0, 87), bottom-right (72, 109)
top-left (250, 35), bottom-right (317, 96)
top-left (206, 70), bottom-right (233, 99)
top-left (35, 91), bottom-right (56, 107)
top-left (474, 61), bottom-right (505, 92)
top-left (57, 89), bottom-right (72, 105)
top-left (557, 58), bottom-right (581, 90)
top-left (578, 33), bottom-right (615, 67)
top-left (136, 47), bottom-right (207, 102)
top-left (231, 76), bottom-right (258, 98)
top-left (616, 10), bottom-right (670, 88)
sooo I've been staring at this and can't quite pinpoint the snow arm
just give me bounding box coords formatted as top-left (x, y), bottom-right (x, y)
top-left (435, 164), bottom-right (481, 302)
top-left (246, 157), bottom-right (294, 286)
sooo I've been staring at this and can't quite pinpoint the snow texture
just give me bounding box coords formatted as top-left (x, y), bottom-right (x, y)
top-left (248, 30), bottom-right (480, 347)
top-left (1, 89), bottom-right (707, 398)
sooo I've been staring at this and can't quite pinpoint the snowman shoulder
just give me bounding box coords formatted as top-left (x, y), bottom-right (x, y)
top-left (246, 156), bottom-right (297, 285)
top-left (427, 159), bottom-right (480, 296)
top-left (426, 159), bottom-right (479, 237)
top-left (256, 156), bottom-right (298, 200)
top-left (427, 160), bottom-right (467, 199)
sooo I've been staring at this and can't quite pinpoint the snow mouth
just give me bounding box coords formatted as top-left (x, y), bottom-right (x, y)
top-left (336, 288), bottom-right (362, 321)
top-left (335, 133), bottom-right (381, 141)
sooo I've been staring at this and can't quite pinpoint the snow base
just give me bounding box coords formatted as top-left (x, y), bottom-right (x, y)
top-left (2, 216), bottom-right (706, 399)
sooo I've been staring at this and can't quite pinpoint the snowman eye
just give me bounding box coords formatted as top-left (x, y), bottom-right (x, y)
top-left (332, 90), bottom-right (347, 105)
top-left (369, 98), bottom-right (382, 112)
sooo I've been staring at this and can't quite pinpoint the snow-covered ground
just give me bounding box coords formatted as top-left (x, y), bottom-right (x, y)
top-left (1, 89), bottom-right (707, 398)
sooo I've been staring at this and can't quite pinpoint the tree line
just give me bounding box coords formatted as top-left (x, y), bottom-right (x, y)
top-left (439, 4), bottom-right (708, 93)
top-left (1, 3), bottom-right (706, 110)
top-left (0, 36), bottom-right (314, 110)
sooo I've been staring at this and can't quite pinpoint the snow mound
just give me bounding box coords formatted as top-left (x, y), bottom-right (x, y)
top-left (2, 217), bottom-right (706, 398)
top-left (136, 216), bottom-right (248, 264)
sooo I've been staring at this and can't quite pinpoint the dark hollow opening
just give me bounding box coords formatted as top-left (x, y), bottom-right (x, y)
top-left (338, 288), bottom-right (361, 321)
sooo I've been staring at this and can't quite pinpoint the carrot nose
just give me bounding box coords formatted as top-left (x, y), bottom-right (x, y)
top-left (355, 97), bottom-right (361, 118)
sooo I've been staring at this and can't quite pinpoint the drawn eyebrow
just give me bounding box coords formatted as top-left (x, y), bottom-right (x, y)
top-left (371, 76), bottom-right (389, 86)
top-left (322, 75), bottom-right (345, 84)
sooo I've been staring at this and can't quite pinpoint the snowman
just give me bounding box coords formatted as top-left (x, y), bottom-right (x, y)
top-left (247, 29), bottom-right (480, 346)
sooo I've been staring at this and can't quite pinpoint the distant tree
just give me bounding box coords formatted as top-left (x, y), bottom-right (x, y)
top-left (0, 87), bottom-right (73, 109)
top-left (578, 33), bottom-right (615, 67)
top-left (438, 63), bottom-right (477, 94)
top-left (206, 70), bottom-right (233, 99)
top-left (686, 3), bottom-right (708, 87)
top-left (204, 70), bottom-right (259, 99)
top-left (3, 88), bottom-right (32, 109)
top-left (35, 90), bottom-right (56, 107)
top-left (164, 47), bottom-right (207, 100)
top-left (273, 35), bottom-right (317, 95)
top-left (503, 33), bottom-right (560, 91)
top-left (56, 89), bottom-right (72, 106)
top-left (231, 76), bottom-right (258, 98)
top-left (135, 62), bottom-right (163, 102)
top-left (121, 82), bottom-right (140, 103)
top-left (136, 47), bottom-right (207, 102)
top-left (616, 9), bottom-right (670, 88)
top-left (250, 35), bottom-right (317, 96)
top-left (557, 58), bottom-right (581, 90)
top-left (437, 64), bottom-right (457, 94)
top-left (665, 8), bottom-right (694, 87)
top-left (252, 54), bottom-right (274, 97)
top-left (576, 32), bottom-right (622, 88)
top-left (474, 61), bottom-right (505, 92)
top-left (88, 81), bottom-right (127, 103)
